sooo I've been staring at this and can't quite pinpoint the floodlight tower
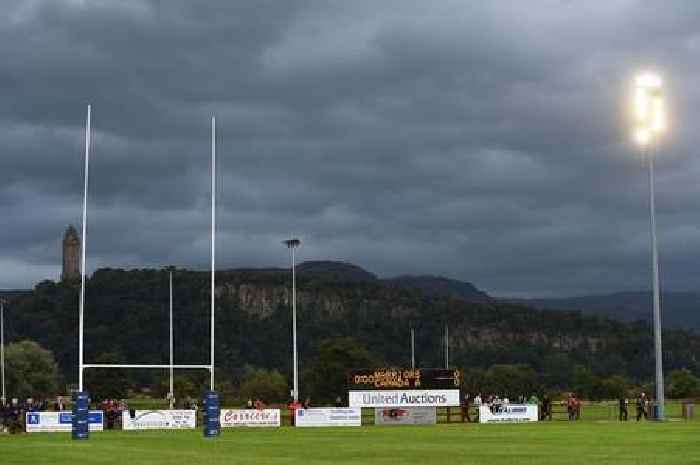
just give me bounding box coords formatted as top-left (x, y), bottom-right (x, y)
top-left (283, 238), bottom-right (301, 402)
top-left (632, 72), bottom-right (667, 420)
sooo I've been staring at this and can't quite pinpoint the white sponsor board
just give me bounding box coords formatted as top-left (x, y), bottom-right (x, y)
top-left (220, 409), bottom-right (280, 427)
top-left (479, 405), bottom-right (538, 423)
top-left (349, 389), bottom-right (460, 408)
top-left (25, 411), bottom-right (104, 433)
top-left (374, 407), bottom-right (437, 425)
top-left (295, 408), bottom-right (361, 427)
top-left (121, 410), bottom-right (196, 430)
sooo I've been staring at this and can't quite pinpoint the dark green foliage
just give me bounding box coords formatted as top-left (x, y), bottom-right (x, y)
top-left (239, 369), bottom-right (289, 404)
top-left (667, 369), bottom-right (700, 398)
top-left (302, 337), bottom-right (376, 404)
top-left (5, 340), bottom-right (61, 400)
top-left (5, 267), bottom-right (700, 399)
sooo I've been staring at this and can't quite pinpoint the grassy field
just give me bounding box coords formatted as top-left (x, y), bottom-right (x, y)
top-left (2, 420), bottom-right (700, 465)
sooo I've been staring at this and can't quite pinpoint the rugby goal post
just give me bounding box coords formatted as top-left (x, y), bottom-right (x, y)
top-left (77, 108), bottom-right (218, 397)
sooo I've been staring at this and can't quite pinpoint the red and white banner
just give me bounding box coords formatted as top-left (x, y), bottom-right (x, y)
top-left (374, 407), bottom-right (437, 425)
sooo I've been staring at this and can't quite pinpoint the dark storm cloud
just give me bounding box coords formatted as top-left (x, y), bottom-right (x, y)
top-left (2, 0), bottom-right (700, 296)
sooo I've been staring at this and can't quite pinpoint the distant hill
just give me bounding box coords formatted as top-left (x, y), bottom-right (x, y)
top-left (296, 260), bottom-right (378, 283)
top-left (385, 275), bottom-right (491, 302)
top-left (8, 266), bottom-right (700, 394)
top-left (516, 291), bottom-right (700, 330)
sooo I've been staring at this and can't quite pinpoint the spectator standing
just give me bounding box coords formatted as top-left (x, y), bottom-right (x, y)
top-left (9, 399), bottom-right (22, 434)
top-left (461, 394), bottom-right (471, 423)
top-left (636, 393), bottom-right (648, 421)
top-left (334, 396), bottom-right (343, 408)
top-left (245, 398), bottom-right (253, 409)
top-left (303, 397), bottom-right (312, 409)
top-left (287, 398), bottom-right (302, 426)
top-left (566, 394), bottom-right (576, 421)
top-left (619, 397), bottom-right (628, 421)
top-left (541, 395), bottom-right (552, 421)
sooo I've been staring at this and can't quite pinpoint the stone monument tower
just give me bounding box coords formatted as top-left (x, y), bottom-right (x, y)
top-left (62, 225), bottom-right (81, 282)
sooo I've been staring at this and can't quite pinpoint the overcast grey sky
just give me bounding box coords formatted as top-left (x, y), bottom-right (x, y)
top-left (2, 0), bottom-right (699, 296)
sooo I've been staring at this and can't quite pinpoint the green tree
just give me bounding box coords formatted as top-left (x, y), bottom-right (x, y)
top-left (303, 337), bottom-right (376, 404)
top-left (239, 369), bottom-right (289, 404)
top-left (484, 364), bottom-right (540, 397)
top-left (668, 369), bottom-right (700, 398)
top-left (589, 375), bottom-right (628, 400)
top-left (5, 340), bottom-right (61, 400)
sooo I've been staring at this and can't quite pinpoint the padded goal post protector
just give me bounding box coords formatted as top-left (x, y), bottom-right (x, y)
top-left (203, 391), bottom-right (220, 437)
top-left (72, 391), bottom-right (90, 440)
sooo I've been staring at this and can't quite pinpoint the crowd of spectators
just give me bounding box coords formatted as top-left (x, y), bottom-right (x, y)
top-left (0, 396), bottom-right (132, 434)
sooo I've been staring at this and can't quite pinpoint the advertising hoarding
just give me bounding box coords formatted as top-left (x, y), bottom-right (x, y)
top-left (478, 405), bottom-right (538, 423)
top-left (25, 411), bottom-right (104, 433)
top-left (121, 410), bottom-right (196, 430)
top-left (220, 409), bottom-right (280, 427)
top-left (374, 407), bottom-right (437, 425)
top-left (295, 408), bottom-right (361, 427)
top-left (349, 389), bottom-right (460, 408)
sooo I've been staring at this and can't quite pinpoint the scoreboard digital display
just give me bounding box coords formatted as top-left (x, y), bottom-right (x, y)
top-left (348, 368), bottom-right (463, 390)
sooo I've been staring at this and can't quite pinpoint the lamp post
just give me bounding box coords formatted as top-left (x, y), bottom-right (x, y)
top-left (444, 324), bottom-right (449, 369)
top-left (632, 72), bottom-right (667, 420)
top-left (410, 328), bottom-right (415, 369)
top-left (283, 238), bottom-right (301, 402)
top-left (1, 300), bottom-right (6, 407)
top-left (169, 269), bottom-right (174, 410)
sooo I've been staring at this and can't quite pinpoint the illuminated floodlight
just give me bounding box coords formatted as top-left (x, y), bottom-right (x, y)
top-left (632, 72), bottom-right (666, 146)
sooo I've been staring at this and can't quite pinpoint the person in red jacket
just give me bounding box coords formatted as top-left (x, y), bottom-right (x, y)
top-left (287, 399), bottom-right (302, 426)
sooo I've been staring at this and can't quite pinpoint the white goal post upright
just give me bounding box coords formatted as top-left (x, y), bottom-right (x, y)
top-left (78, 105), bottom-right (90, 392)
top-left (210, 116), bottom-right (216, 392)
top-left (76, 108), bottom-right (217, 403)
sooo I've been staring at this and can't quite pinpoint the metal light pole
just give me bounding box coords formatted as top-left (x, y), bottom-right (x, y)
top-left (283, 238), bottom-right (301, 402)
top-left (632, 72), bottom-right (667, 420)
top-left (410, 328), bottom-right (415, 369)
top-left (1, 300), bottom-right (5, 407)
top-left (444, 324), bottom-right (449, 369)
top-left (169, 270), bottom-right (174, 409)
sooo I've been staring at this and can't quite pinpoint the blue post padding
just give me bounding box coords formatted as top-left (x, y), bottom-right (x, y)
top-left (203, 390), bottom-right (220, 438)
top-left (72, 391), bottom-right (90, 440)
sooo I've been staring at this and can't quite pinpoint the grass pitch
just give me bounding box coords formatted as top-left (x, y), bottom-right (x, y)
top-left (2, 421), bottom-right (699, 465)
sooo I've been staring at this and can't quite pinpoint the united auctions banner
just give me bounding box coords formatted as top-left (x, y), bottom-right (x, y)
top-left (220, 409), bottom-right (281, 427)
top-left (121, 410), bottom-right (196, 430)
top-left (374, 407), bottom-right (437, 425)
top-left (295, 408), bottom-right (361, 427)
top-left (26, 411), bottom-right (104, 433)
top-left (349, 389), bottom-right (460, 408)
top-left (478, 405), bottom-right (538, 423)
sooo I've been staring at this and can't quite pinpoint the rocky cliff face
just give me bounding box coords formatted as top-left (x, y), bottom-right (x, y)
top-left (216, 279), bottom-right (604, 353)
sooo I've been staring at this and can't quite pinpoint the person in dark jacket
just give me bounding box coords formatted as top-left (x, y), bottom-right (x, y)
top-left (619, 397), bottom-right (628, 421)
top-left (8, 399), bottom-right (23, 434)
top-left (461, 394), bottom-right (471, 423)
top-left (636, 393), bottom-right (648, 421)
top-left (541, 395), bottom-right (552, 421)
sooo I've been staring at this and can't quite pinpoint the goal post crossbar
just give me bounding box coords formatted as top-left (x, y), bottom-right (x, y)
top-left (83, 364), bottom-right (212, 370)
